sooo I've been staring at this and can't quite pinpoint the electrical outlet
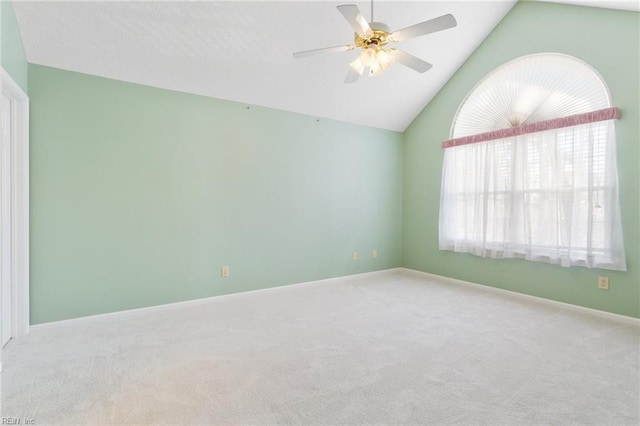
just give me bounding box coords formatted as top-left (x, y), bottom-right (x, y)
top-left (221, 266), bottom-right (230, 278)
top-left (598, 276), bottom-right (609, 290)
top-left (372, 250), bottom-right (378, 258)
top-left (352, 251), bottom-right (358, 260)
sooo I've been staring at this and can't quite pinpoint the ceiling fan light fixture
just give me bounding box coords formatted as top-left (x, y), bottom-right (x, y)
top-left (361, 48), bottom-right (377, 67)
top-left (356, 47), bottom-right (395, 77)
top-left (292, 2), bottom-right (457, 83)
top-left (376, 49), bottom-right (395, 69)
top-left (350, 47), bottom-right (377, 75)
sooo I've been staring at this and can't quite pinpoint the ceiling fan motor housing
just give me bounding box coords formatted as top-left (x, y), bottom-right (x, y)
top-left (355, 22), bottom-right (391, 49)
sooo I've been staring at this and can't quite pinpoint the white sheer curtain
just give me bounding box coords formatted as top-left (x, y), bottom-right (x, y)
top-left (439, 119), bottom-right (627, 271)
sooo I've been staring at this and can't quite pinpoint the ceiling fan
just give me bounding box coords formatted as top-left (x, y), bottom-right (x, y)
top-left (292, 1), bottom-right (457, 83)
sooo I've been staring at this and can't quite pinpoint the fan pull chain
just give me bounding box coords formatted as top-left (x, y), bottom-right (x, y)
top-left (371, 0), bottom-right (374, 22)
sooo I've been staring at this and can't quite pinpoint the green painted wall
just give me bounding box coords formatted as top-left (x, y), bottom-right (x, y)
top-left (29, 64), bottom-right (403, 324)
top-left (1, 1), bottom-right (28, 93)
top-left (403, 1), bottom-right (640, 318)
top-left (27, 2), bottom-right (640, 323)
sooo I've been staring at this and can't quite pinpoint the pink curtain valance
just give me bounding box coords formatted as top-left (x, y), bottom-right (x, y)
top-left (442, 107), bottom-right (620, 149)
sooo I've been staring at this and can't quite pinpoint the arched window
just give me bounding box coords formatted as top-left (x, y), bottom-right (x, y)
top-left (439, 53), bottom-right (626, 271)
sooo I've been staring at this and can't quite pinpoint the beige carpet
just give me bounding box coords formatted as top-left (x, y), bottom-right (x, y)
top-left (1, 269), bottom-right (639, 425)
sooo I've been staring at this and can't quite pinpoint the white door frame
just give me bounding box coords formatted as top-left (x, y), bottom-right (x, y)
top-left (0, 67), bottom-right (30, 343)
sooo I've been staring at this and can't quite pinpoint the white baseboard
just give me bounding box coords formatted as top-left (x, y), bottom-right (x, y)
top-left (29, 266), bottom-right (638, 333)
top-left (30, 268), bottom-right (404, 331)
top-left (399, 267), bottom-right (640, 326)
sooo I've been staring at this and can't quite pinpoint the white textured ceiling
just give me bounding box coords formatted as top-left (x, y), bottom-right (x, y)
top-left (11, 1), bottom-right (637, 131)
top-left (14, 1), bottom-right (518, 131)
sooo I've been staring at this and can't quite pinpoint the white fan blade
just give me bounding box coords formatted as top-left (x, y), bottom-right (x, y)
top-left (293, 45), bottom-right (354, 59)
top-left (390, 14), bottom-right (457, 42)
top-left (344, 67), bottom-right (361, 84)
top-left (337, 5), bottom-right (373, 36)
top-left (390, 49), bottom-right (433, 73)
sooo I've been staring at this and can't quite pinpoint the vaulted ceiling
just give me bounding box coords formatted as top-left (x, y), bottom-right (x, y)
top-left (12, 1), bottom-right (639, 132)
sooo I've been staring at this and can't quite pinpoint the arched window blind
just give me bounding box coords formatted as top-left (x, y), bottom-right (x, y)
top-left (439, 53), bottom-right (626, 271)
